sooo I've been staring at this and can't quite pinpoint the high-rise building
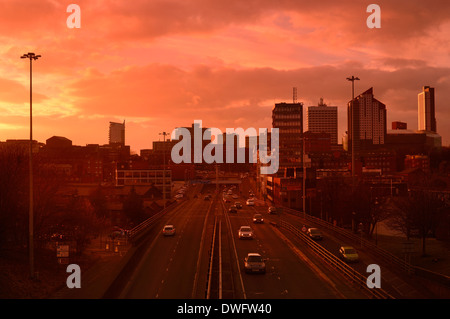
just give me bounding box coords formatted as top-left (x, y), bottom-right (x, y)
top-left (109, 121), bottom-right (125, 145)
top-left (418, 86), bottom-right (436, 133)
top-left (307, 98), bottom-right (338, 144)
top-left (272, 102), bottom-right (303, 175)
top-left (347, 87), bottom-right (386, 152)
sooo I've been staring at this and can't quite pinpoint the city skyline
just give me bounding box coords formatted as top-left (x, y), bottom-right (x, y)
top-left (1, 1), bottom-right (449, 153)
top-left (2, 1), bottom-right (450, 304)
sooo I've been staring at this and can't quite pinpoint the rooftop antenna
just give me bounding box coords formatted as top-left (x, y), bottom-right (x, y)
top-left (293, 87), bottom-right (297, 103)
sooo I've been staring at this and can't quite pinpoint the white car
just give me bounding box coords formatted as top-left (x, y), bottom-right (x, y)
top-left (162, 225), bottom-right (176, 236)
top-left (238, 226), bottom-right (254, 239)
top-left (246, 199), bottom-right (255, 206)
top-left (244, 253), bottom-right (266, 274)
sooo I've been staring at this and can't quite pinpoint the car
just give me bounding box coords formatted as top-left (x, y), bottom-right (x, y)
top-left (227, 190), bottom-right (233, 195)
top-left (244, 253), bottom-right (266, 274)
top-left (268, 206), bottom-right (277, 214)
top-left (246, 199), bottom-right (255, 206)
top-left (228, 206), bottom-right (237, 213)
top-left (238, 226), bottom-right (254, 239)
top-left (234, 202), bottom-right (242, 209)
top-left (223, 196), bottom-right (231, 203)
top-left (338, 246), bottom-right (359, 263)
top-left (162, 225), bottom-right (176, 236)
top-left (253, 214), bottom-right (264, 223)
top-left (204, 195), bottom-right (211, 200)
top-left (307, 228), bottom-right (323, 240)
top-left (232, 194), bottom-right (239, 199)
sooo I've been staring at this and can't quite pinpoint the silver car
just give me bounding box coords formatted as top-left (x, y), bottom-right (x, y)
top-left (244, 253), bottom-right (266, 274)
top-left (238, 226), bottom-right (254, 239)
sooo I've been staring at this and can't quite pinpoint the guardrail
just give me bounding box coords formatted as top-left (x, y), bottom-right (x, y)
top-left (281, 207), bottom-right (415, 274)
top-left (127, 200), bottom-right (182, 243)
top-left (206, 216), bottom-right (218, 299)
top-left (277, 219), bottom-right (394, 299)
top-left (281, 207), bottom-right (450, 290)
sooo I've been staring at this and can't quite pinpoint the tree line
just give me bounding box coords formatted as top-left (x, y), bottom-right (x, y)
top-left (311, 172), bottom-right (450, 256)
top-left (0, 147), bottom-right (151, 255)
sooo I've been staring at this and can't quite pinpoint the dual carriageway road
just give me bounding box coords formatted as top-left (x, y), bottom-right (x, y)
top-left (116, 184), bottom-right (374, 299)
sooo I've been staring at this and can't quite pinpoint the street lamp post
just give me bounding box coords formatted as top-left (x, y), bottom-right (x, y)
top-left (346, 76), bottom-right (359, 181)
top-left (21, 52), bottom-right (41, 279)
top-left (159, 131), bottom-right (169, 210)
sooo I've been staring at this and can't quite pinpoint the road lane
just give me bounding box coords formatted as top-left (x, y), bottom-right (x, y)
top-left (222, 195), bottom-right (361, 299)
top-left (118, 185), bottom-right (370, 299)
top-left (122, 197), bottom-right (211, 298)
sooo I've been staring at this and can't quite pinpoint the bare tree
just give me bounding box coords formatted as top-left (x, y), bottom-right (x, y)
top-left (123, 186), bottom-right (146, 225)
top-left (389, 187), bottom-right (448, 256)
top-left (316, 175), bottom-right (353, 224)
top-left (349, 181), bottom-right (390, 238)
top-left (0, 146), bottom-right (28, 248)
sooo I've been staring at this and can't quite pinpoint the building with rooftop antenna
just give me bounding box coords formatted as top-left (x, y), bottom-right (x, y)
top-left (307, 98), bottom-right (338, 145)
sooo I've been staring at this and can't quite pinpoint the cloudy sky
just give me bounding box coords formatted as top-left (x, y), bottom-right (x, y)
top-left (1, 0), bottom-right (449, 152)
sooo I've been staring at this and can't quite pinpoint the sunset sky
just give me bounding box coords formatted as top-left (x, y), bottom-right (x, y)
top-left (1, 0), bottom-right (449, 153)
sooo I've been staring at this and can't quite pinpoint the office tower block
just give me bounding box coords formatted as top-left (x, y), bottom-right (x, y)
top-left (347, 87), bottom-right (386, 152)
top-left (109, 121), bottom-right (125, 145)
top-left (418, 86), bottom-right (436, 132)
top-left (307, 98), bottom-right (338, 144)
top-left (272, 102), bottom-right (303, 173)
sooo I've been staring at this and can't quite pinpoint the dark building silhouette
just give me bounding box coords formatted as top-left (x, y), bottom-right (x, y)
top-left (392, 121), bottom-right (407, 130)
top-left (46, 136), bottom-right (72, 149)
top-left (272, 102), bottom-right (303, 176)
top-left (303, 131), bottom-right (331, 154)
top-left (307, 98), bottom-right (338, 145)
top-left (347, 87), bottom-right (386, 152)
top-left (109, 121), bottom-right (125, 145)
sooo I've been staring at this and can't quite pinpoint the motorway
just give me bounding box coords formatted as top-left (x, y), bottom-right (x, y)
top-left (115, 183), bottom-right (371, 299)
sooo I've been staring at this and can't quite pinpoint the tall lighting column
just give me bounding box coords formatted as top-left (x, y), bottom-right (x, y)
top-left (159, 131), bottom-right (169, 210)
top-left (346, 76), bottom-right (359, 181)
top-left (21, 52), bottom-right (41, 279)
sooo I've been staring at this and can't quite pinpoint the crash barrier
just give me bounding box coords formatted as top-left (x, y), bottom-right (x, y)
top-left (281, 207), bottom-right (450, 288)
top-left (206, 216), bottom-right (218, 299)
top-left (127, 200), bottom-right (181, 243)
top-left (281, 207), bottom-right (414, 273)
top-left (102, 199), bottom-right (189, 298)
top-left (277, 219), bottom-right (394, 299)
